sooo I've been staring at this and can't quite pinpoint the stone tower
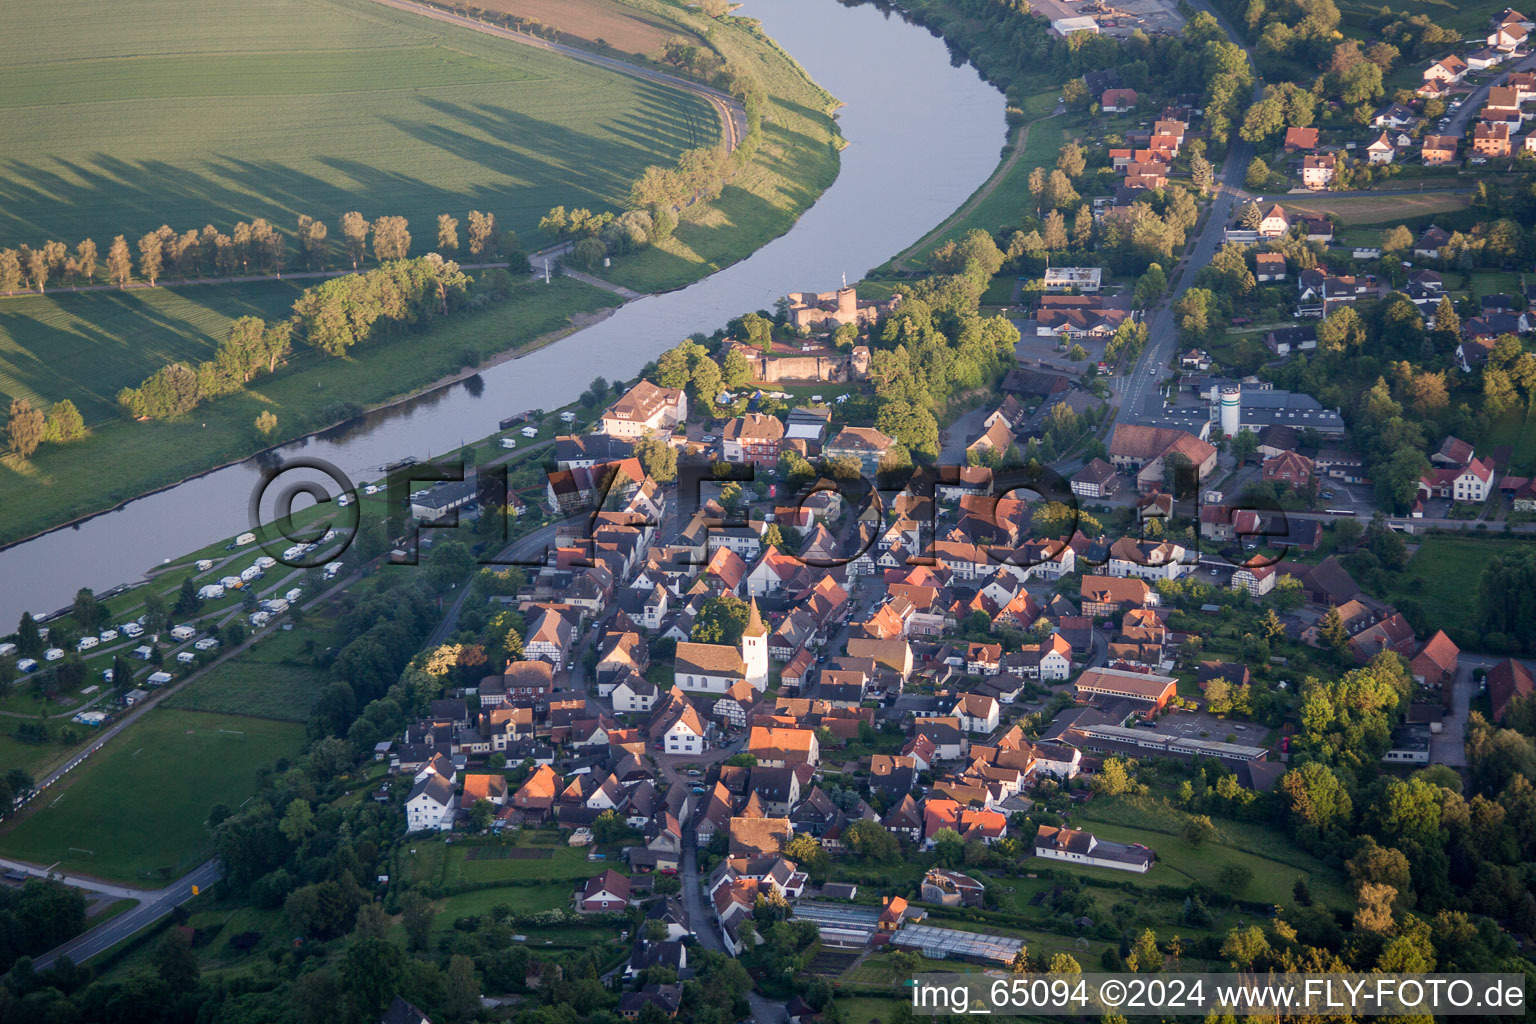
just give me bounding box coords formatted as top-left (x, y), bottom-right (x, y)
top-left (741, 597), bottom-right (769, 691)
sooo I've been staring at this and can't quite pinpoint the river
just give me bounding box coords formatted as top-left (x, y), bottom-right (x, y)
top-left (0, 0), bottom-right (1005, 626)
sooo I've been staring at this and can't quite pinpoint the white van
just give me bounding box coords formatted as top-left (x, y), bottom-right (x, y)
top-left (170, 625), bottom-right (196, 642)
top-left (122, 622), bottom-right (144, 638)
top-left (17, 658), bottom-right (38, 673)
top-left (99, 629), bottom-right (118, 643)
top-left (194, 638), bottom-right (220, 652)
top-left (520, 425), bottom-right (538, 438)
top-left (77, 636), bottom-right (99, 652)
top-left (0, 642), bottom-right (15, 657)
top-left (235, 532), bottom-right (256, 546)
top-left (196, 559), bottom-right (214, 571)
top-left (176, 652), bottom-right (196, 665)
top-left (240, 566), bottom-right (262, 583)
top-left (249, 611), bottom-right (271, 627)
top-left (254, 556), bottom-right (276, 570)
top-left (286, 588), bottom-right (303, 603)
top-left (44, 647), bottom-right (65, 661)
top-left (198, 585), bottom-right (225, 601)
top-left (500, 438), bottom-right (518, 450)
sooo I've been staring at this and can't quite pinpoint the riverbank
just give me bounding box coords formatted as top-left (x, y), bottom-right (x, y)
top-left (0, 0), bottom-right (841, 548)
top-left (0, 278), bottom-right (619, 549)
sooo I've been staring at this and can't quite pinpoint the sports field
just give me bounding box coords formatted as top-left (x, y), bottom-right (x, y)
top-left (0, 0), bottom-right (718, 252)
top-left (0, 710), bottom-right (304, 884)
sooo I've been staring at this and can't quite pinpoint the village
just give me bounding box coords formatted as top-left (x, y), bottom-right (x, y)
top-left (373, 258), bottom-right (1529, 1016)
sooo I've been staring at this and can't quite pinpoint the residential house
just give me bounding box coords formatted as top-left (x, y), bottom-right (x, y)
top-left (748, 725), bottom-right (820, 768)
top-left (1423, 55), bottom-right (1468, 85)
top-left (405, 773), bottom-right (455, 832)
top-left (823, 426), bottom-right (895, 476)
top-left (1489, 659), bottom-right (1535, 721)
top-left (1421, 135), bottom-right (1459, 165)
top-left (1474, 122), bottom-right (1513, 157)
top-left (1262, 450), bottom-right (1314, 489)
top-left (1080, 575), bottom-right (1158, 618)
top-left (1034, 824), bottom-right (1153, 873)
top-left (1284, 126), bottom-right (1319, 152)
top-left (599, 380), bottom-right (687, 438)
top-left (951, 693), bottom-right (1000, 734)
top-left (1255, 252), bottom-right (1287, 282)
top-left (1410, 630), bottom-right (1460, 687)
top-left (1366, 132), bottom-right (1396, 164)
top-left (1302, 153), bottom-right (1337, 189)
top-left (579, 869), bottom-right (631, 913)
top-left (1071, 458), bottom-right (1119, 499)
top-left (721, 414), bottom-right (785, 465)
top-left (1102, 88), bottom-right (1138, 112)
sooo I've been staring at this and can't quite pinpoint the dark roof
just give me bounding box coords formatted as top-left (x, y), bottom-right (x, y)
top-left (379, 996), bottom-right (433, 1024)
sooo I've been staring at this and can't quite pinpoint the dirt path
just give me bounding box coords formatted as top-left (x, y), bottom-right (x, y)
top-left (890, 110), bottom-right (1060, 273)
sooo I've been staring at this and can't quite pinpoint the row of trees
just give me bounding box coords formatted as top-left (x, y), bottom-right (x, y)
top-left (5, 397), bottom-right (85, 459)
top-left (115, 257), bottom-right (476, 420)
top-left (0, 210), bottom-right (519, 294)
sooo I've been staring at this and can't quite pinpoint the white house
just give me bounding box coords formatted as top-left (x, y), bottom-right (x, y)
top-left (598, 380), bottom-right (687, 438)
top-left (1034, 824), bottom-right (1152, 873)
top-left (660, 709), bottom-right (705, 755)
top-left (951, 694), bottom-right (1001, 735)
top-left (612, 676), bottom-right (659, 714)
top-left (405, 773), bottom-right (456, 832)
top-left (1033, 743), bottom-right (1082, 780)
top-left (1230, 563), bottom-right (1278, 596)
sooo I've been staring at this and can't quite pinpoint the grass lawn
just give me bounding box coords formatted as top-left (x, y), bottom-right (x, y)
top-left (0, 0), bottom-right (715, 252)
top-left (165, 624), bottom-right (335, 722)
top-left (835, 996), bottom-right (912, 1024)
top-left (1336, 0), bottom-right (1503, 37)
top-left (1375, 535), bottom-right (1536, 634)
top-left (403, 833), bottom-right (617, 888)
top-left (0, 282), bottom-right (304, 423)
top-left (596, 0), bottom-right (842, 293)
top-left (0, 275), bottom-right (616, 546)
top-left (1486, 402), bottom-right (1536, 474)
top-left (1279, 192), bottom-right (1471, 225)
top-left (430, 883), bottom-right (573, 926)
top-left (1074, 797), bottom-right (1351, 907)
top-left (0, 710), bottom-right (304, 883)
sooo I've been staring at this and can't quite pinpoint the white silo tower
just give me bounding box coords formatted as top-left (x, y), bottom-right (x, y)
top-left (1219, 385), bottom-right (1241, 437)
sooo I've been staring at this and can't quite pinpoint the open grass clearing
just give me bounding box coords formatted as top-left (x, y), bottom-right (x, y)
top-left (1336, 0), bottom-right (1503, 37)
top-left (0, 281), bottom-right (304, 424)
top-left (165, 624), bottom-right (335, 721)
top-left (1278, 192), bottom-right (1471, 225)
top-left (0, 276), bottom-right (617, 546)
top-left (1373, 535), bottom-right (1536, 634)
top-left (0, 0), bottom-right (717, 251)
top-left (0, 710), bottom-right (304, 883)
top-left (1074, 796), bottom-right (1351, 907)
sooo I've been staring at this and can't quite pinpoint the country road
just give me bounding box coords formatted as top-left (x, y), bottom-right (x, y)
top-left (33, 860), bottom-right (222, 970)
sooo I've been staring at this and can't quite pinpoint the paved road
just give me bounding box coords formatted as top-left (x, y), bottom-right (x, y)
top-left (1111, 0), bottom-right (1259, 426)
top-left (680, 840), bottom-right (784, 1024)
top-left (33, 859), bottom-right (221, 970)
top-left (1443, 53), bottom-right (1536, 139)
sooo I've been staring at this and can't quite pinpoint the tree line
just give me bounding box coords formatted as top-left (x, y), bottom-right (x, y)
top-left (0, 210), bottom-right (519, 294)
top-left (115, 256), bottom-right (482, 422)
top-left (5, 397), bottom-right (85, 460)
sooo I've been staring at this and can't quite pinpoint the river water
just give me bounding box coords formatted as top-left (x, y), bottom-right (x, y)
top-left (0, 0), bottom-right (1005, 625)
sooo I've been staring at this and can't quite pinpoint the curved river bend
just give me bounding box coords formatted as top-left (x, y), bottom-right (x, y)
top-left (0, 0), bottom-right (1005, 625)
